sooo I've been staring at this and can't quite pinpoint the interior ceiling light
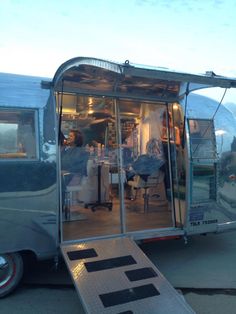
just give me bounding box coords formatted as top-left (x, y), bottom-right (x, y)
top-left (88, 97), bottom-right (93, 105)
top-left (173, 103), bottom-right (179, 110)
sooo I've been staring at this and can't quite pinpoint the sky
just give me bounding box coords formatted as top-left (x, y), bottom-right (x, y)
top-left (0, 0), bottom-right (236, 103)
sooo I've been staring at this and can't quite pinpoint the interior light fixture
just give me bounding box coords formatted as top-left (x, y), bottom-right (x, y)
top-left (173, 103), bottom-right (179, 110)
top-left (88, 109), bottom-right (94, 114)
top-left (88, 97), bottom-right (93, 105)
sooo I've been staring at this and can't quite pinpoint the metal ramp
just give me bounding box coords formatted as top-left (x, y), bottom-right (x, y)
top-left (61, 237), bottom-right (195, 314)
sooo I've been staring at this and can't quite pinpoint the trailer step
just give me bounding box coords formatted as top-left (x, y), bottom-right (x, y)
top-left (61, 237), bottom-right (195, 314)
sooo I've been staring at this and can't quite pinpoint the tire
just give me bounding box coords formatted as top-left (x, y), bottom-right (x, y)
top-left (0, 252), bottom-right (24, 298)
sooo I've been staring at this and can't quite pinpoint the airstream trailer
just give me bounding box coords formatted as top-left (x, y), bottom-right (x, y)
top-left (1, 57), bottom-right (236, 312)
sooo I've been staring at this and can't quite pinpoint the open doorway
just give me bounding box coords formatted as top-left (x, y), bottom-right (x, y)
top-left (57, 93), bottom-right (183, 241)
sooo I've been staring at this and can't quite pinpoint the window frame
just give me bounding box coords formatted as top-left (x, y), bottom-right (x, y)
top-left (0, 107), bottom-right (39, 161)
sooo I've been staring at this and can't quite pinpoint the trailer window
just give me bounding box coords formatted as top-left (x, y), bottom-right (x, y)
top-left (0, 109), bottom-right (37, 159)
top-left (192, 164), bottom-right (216, 203)
top-left (188, 119), bottom-right (216, 160)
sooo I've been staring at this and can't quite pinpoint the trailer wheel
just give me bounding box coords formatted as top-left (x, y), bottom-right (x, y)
top-left (0, 253), bottom-right (24, 298)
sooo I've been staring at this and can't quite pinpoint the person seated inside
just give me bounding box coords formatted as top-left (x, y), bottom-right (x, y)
top-left (127, 138), bottom-right (165, 200)
top-left (61, 129), bottom-right (88, 174)
top-left (122, 131), bottom-right (134, 168)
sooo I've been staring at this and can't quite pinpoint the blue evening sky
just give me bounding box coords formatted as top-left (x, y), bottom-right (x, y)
top-left (1, 0), bottom-right (236, 102)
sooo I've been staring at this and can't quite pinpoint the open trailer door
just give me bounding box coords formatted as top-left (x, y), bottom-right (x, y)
top-left (61, 237), bottom-right (195, 314)
top-left (185, 96), bottom-right (236, 235)
top-left (53, 56), bottom-right (236, 313)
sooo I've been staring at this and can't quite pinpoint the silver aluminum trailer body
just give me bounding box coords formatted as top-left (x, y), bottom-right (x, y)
top-left (0, 73), bottom-right (59, 297)
top-left (0, 73), bottom-right (59, 258)
top-left (0, 58), bottom-right (236, 308)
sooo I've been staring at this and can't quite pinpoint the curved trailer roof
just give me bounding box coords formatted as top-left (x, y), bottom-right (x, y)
top-left (0, 72), bottom-right (50, 108)
top-left (52, 57), bottom-right (236, 102)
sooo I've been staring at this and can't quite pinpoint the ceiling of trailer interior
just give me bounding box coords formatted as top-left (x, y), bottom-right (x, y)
top-left (53, 58), bottom-right (236, 121)
top-left (54, 62), bottom-right (181, 120)
top-left (59, 94), bottom-right (142, 119)
top-left (54, 64), bottom-right (181, 100)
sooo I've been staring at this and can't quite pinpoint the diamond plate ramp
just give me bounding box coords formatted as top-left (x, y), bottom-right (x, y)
top-left (61, 237), bottom-right (195, 314)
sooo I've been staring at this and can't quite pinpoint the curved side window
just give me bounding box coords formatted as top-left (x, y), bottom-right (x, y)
top-left (0, 109), bottom-right (38, 160)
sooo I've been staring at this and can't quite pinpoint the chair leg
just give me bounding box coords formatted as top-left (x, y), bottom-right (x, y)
top-left (134, 187), bottom-right (139, 200)
top-left (64, 191), bottom-right (71, 220)
top-left (143, 188), bottom-right (149, 213)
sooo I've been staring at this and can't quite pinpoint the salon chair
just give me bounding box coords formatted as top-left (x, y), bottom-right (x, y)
top-left (128, 170), bottom-right (165, 213)
top-left (63, 173), bottom-right (83, 220)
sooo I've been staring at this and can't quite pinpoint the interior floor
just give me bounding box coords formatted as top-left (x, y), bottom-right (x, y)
top-left (62, 189), bottom-right (173, 241)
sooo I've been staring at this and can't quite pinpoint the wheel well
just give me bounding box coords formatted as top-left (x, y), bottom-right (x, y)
top-left (19, 250), bottom-right (37, 266)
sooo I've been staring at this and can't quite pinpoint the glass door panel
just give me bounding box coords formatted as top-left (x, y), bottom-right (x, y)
top-left (58, 94), bottom-right (122, 241)
top-left (118, 100), bottom-right (173, 232)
